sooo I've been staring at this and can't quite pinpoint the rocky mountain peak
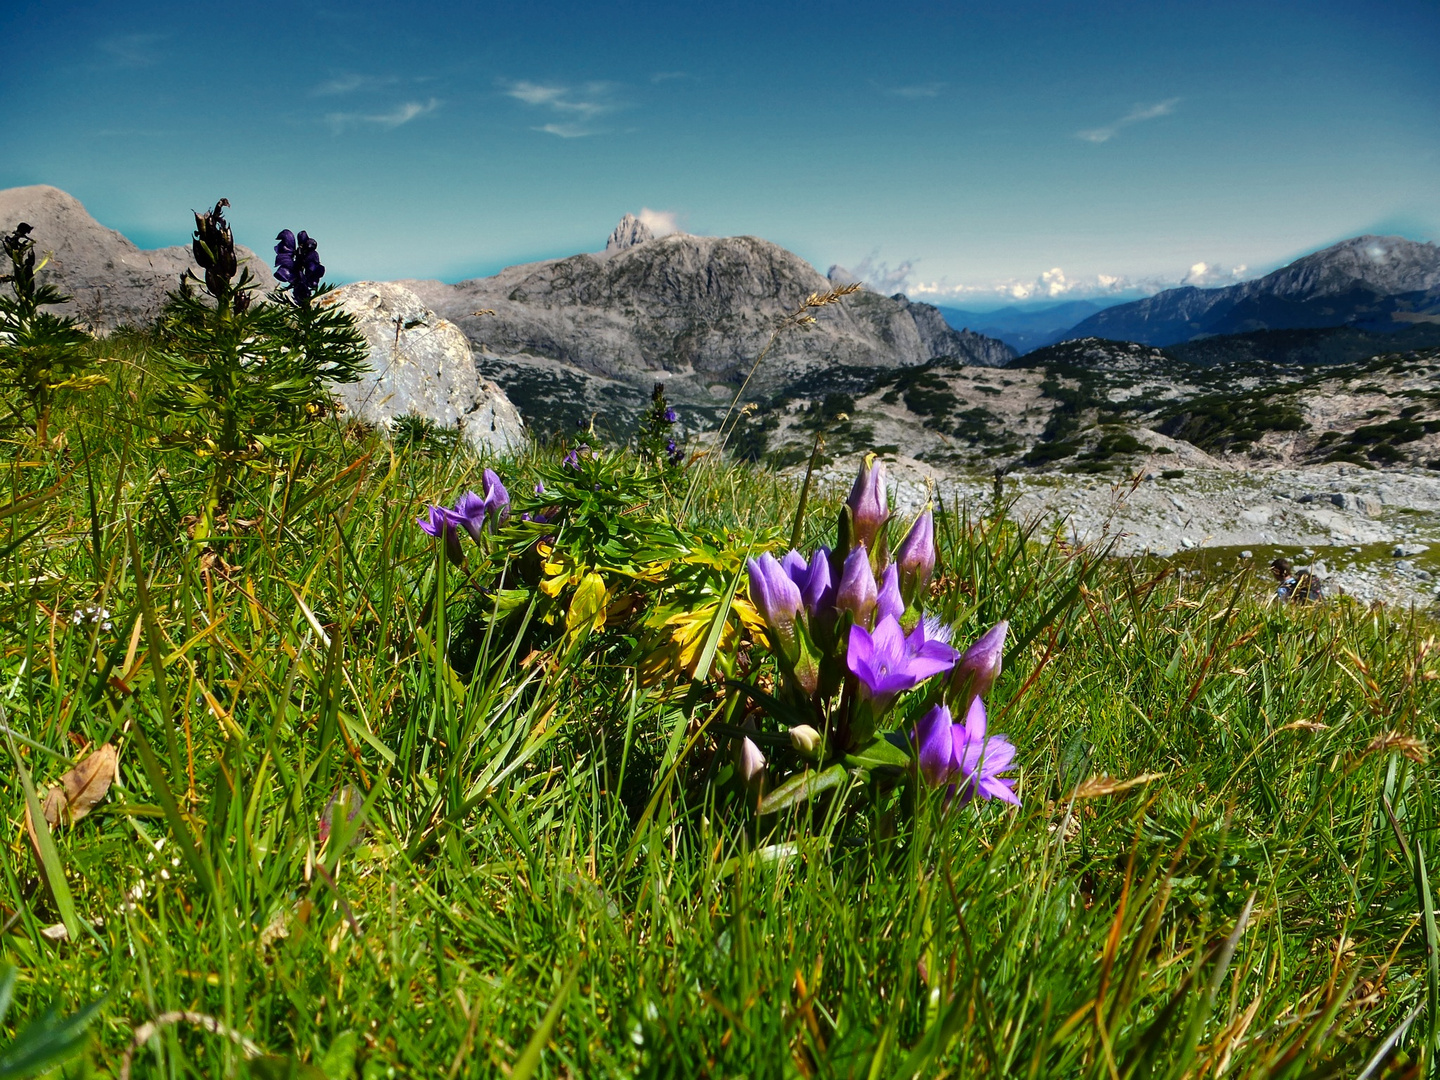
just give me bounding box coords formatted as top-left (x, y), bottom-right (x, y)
top-left (605, 214), bottom-right (654, 253)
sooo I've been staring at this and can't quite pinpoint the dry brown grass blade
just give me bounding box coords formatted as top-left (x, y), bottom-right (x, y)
top-left (1365, 731), bottom-right (1428, 763)
top-left (1071, 772), bottom-right (1166, 799)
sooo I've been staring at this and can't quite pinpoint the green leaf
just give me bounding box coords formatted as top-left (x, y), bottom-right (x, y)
top-left (843, 735), bottom-right (912, 771)
top-left (757, 763), bottom-right (851, 815)
top-left (0, 969), bottom-right (102, 1080)
top-left (510, 960), bottom-right (583, 1080)
top-left (2, 728), bottom-right (79, 942)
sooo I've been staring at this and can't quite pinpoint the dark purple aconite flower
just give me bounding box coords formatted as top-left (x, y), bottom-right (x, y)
top-left (418, 505), bottom-right (464, 566)
top-left (846, 614), bottom-right (958, 709)
top-left (913, 700), bottom-right (1019, 804)
top-left (663, 407), bottom-right (678, 423)
top-left (666, 438), bottom-right (683, 465)
top-left (275, 229), bottom-right (324, 305)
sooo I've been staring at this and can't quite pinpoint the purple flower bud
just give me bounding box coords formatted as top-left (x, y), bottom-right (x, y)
top-left (833, 546), bottom-right (878, 626)
top-left (950, 620), bottom-right (1008, 714)
top-left (482, 467), bottom-right (510, 526)
top-left (876, 564), bottom-right (904, 624)
top-left (534, 480), bottom-right (545, 495)
top-left (914, 703), bottom-right (956, 786)
top-left (747, 553), bottom-right (804, 656)
top-left (799, 548), bottom-right (833, 622)
top-left (895, 506), bottom-right (936, 606)
top-left (846, 454), bottom-right (888, 554)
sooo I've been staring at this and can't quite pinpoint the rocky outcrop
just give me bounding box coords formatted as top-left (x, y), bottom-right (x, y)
top-left (605, 214), bottom-right (654, 253)
top-left (1065, 235), bottom-right (1440, 347)
top-left (325, 282), bottom-right (524, 455)
top-left (0, 185), bottom-right (275, 331)
top-left (404, 223), bottom-right (1015, 429)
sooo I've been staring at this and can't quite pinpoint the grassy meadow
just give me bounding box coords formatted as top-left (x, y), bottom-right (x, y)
top-left (0, 331), bottom-right (1437, 1080)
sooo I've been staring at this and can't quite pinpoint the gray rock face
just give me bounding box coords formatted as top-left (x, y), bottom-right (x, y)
top-left (403, 231), bottom-right (1015, 429)
top-left (325, 282), bottom-right (524, 455)
top-left (605, 214), bottom-right (654, 253)
top-left (0, 185), bottom-right (275, 331)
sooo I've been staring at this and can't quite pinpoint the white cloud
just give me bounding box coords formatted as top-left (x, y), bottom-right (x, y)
top-left (829, 254), bottom-right (917, 295)
top-left (1181, 261), bottom-right (1249, 287)
top-left (537, 122), bottom-right (594, 138)
top-left (638, 208), bottom-right (681, 236)
top-left (503, 80), bottom-right (621, 136)
top-left (1077, 97), bottom-right (1179, 143)
top-left (908, 256), bottom-right (1256, 303)
top-left (885, 81), bottom-right (946, 99)
top-left (325, 98), bottom-right (440, 132)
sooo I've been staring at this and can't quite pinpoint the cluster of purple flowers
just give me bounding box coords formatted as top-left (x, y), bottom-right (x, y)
top-left (417, 468), bottom-right (510, 565)
top-left (274, 229), bottom-right (325, 306)
top-left (745, 455), bottom-right (1019, 804)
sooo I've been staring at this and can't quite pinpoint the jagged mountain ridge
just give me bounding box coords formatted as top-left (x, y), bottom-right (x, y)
top-left (0, 185), bottom-right (276, 330)
top-left (1065, 235), bottom-right (1440, 346)
top-left (402, 226), bottom-right (1015, 432)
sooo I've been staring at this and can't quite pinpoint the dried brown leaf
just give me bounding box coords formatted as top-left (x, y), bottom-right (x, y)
top-left (25, 743), bottom-right (118, 857)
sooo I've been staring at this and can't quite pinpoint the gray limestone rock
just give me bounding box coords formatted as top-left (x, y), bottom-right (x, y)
top-left (605, 214), bottom-right (654, 253)
top-left (0, 184), bottom-right (275, 331)
top-left (1330, 491), bottom-right (1383, 517)
top-left (325, 282), bottom-right (524, 455)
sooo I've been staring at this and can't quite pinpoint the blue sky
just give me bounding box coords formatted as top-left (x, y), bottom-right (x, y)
top-left (3, 0), bottom-right (1437, 307)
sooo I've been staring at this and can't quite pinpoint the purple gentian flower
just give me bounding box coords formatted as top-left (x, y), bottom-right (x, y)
top-left (950, 621), bottom-right (1008, 715)
top-left (846, 614), bottom-right (958, 710)
top-left (417, 505), bottom-right (463, 566)
top-left (534, 480), bottom-right (545, 495)
top-left (834, 546), bottom-right (878, 626)
top-left (797, 548), bottom-right (833, 622)
top-left (481, 467), bottom-right (510, 527)
top-left (895, 506), bottom-right (936, 606)
top-left (451, 490), bottom-right (490, 543)
top-left (911, 699), bottom-right (1019, 804)
top-left (846, 454), bottom-right (888, 555)
top-left (562, 450), bottom-right (580, 469)
top-left (747, 553), bottom-right (804, 657)
top-left (876, 564), bottom-right (904, 624)
top-left (953, 697), bottom-right (1020, 804)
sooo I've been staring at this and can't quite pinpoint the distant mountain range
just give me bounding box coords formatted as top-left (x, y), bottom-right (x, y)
top-left (1062, 235), bottom-right (1440, 347)
top-left (936, 299), bottom-right (1118, 352)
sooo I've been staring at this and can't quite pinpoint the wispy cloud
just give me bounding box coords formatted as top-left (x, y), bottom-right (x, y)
top-left (325, 98), bottom-right (440, 133)
top-left (313, 73), bottom-right (404, 96)
top-left (98, 32), bottom-right (165, 68)
top-left (651, 71), bottom-right (689, 83)
top-left (883, 81), bottom-right (945, 99)
top-left (502, 79), bottom-right (622, 137)
top-left (1077, 98), bottom-right (1179, 144)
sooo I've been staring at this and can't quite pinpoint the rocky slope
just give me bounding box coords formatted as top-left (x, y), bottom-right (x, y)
top-left (1065, 235), bottom-right (1440, 346)
top-left (0, 185), bottom-right (275, 330)
top-left (402, 220), bottom-right (1015, 434)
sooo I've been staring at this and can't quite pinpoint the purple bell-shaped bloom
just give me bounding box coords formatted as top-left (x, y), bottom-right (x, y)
top-left (953, 697), bottom-right (1020, 804)
top-left (481, 467), bottom-right (510, 527)
top-left (451, 490), bottom-right (490, 543)
top-left (846, 454), bottom-right (888, 555)
top-left (895, 506), bottom-right (936, 606)
top-left (950, 620), bottom-right (1008, 714)
top-left (876, 564), bottom-right (904, 624)
top-left (798, 548), bottom-right (833, 623)
top-left (847, 614), bottom-right (958, 711)
top-left (834, 546), bottom-right (878, 626)
top-left (747, 553), bottom-right (804, 657)
top-left (418, 505), bottom-right (463, 566)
